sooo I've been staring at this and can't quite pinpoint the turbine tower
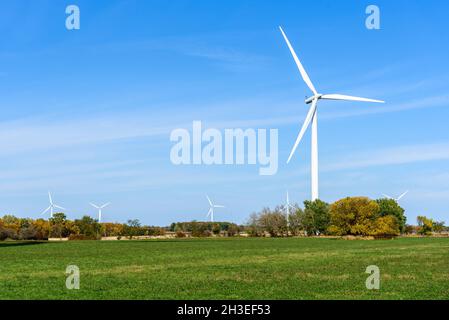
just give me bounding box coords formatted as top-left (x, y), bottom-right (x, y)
top-left (206, 195), bottom-right (224, 223)
top-left (285, 191), bottom-right (292, 222)
top-left (279, 26), bottom-right (385, 201)
top-left (90, 202), bottom-right (110, 223)
top-left (382, 191), bottom-right (409, 202)
top-left (41, 192), bottom-right (65, 218)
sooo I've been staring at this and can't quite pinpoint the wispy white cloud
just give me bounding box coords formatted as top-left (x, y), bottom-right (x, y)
top-left (323, 142), bottom-right (449, 172)
top-left (0, 91), bottom-right (447, 158)
top-left (320, 94), bottom-right (449, 120)
top-left (0, 114), bottom-right (171, 155)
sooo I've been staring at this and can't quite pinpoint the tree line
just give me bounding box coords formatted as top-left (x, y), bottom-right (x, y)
top-left (169, 221), bottom-right (242, 237)
top-left (0, 214), bottom-right (166, 241)
top-left (0, 213), bottom-right (242, 241)
top-left (246, 197), bottom-right (447, 238)
top-left (0, 196), bottom-right (447, 241)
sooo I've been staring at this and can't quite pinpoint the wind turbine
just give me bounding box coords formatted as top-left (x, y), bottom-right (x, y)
top-left (279, 26), bottom-right (385, 201)
top-left (90, 202), bottom-right (110, 223)
top-left (41, 192), bottom-right (65, 218)
top-left (285, 190), bottom-right (295, 236)
top-left (285, 191), bottom-right (293, 222)
top-left (206, 195), bottom-right (224, 223)
top-left (382, 191), bottom-right (409, 202)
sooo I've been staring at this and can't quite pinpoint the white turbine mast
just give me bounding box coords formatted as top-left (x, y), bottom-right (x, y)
top-left (206, 195), bottom-right (225, 223)
top-left (382, 191), bottom-right (409, 202)
top-left (90, 202), bottom-right (110, 223)
top-left (285, 191), bottom-right (293, 221)
top-left (279, 26), bottom-right (385, 201)
top-left (41, 192), bottom-right (66, 218)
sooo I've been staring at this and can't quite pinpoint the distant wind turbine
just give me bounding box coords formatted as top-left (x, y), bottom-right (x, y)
top-left (90, 202), bottom-right (110, 223)
top-left (41, 192), bottom-right (65, 218)
top-left (382, 191), bottom-right (409, 202)
top-left (206, 195), bottom-right (224, 223)
top-left (285, 191), bottom-right (293, 222)
top-left (279, 26), bottom-right (385, 201)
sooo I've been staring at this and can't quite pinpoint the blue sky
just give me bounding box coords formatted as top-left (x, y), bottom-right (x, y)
top-left (0, 0), bottom-right (448, 226)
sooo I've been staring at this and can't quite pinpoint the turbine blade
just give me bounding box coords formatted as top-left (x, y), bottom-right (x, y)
top-left (54, 205), bottom-right (66, 210)
top-left (214, 205), bottom-right (225, 208)
top-left (101, 203), bottom-right (110, 209)
top-left (279, 26), bottom-right (318, 95)
top-left (382, 194), bottom-right (393, 199)
top-left (90, 203), bottom-right (100, 209)
top-left (48, 192), bottom-right (53, 205)
top-left (397, 191), bottom-right (409, 201)
top-left (206, 208), bottom-right (212, 217)
top-left (41, 206), bottom-right (51, 215)
top-left (287, 99), bottom-right (318, 163)
top-left (206, 195), bottom-right (212, 206)
top-left (321, 94), bottom-right (384, 103)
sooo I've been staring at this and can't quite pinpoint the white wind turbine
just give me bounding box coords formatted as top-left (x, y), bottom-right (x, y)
top-left (41, 192), bottom-right (65, 218)
top-left (285, 190), bottom-right (295, 235)
top-left (279, 26), bottom-right (385, 201)
top-left (285, 191), bottom-right (293, 222)
top-left (206, 195), bottom-right (224, 223)
top-left (90, 202), bottom-right (110, 223)
top-left (382, 191), bottom-right (409, 202)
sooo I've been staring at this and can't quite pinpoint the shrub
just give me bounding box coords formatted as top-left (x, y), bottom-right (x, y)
top-left (19, 225), bottom-right (39, 240)
top-left (175, 231), bottom-right (186, 238)
top-left (417, 216), bottom-right (433, 235)
top-left (68, 234), bottom-right (99, 241)
top-left (0, 227), bottom-right (18, 241)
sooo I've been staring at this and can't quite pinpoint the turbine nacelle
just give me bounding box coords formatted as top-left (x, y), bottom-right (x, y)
top-left (305, 95), bottom-right (322, 104)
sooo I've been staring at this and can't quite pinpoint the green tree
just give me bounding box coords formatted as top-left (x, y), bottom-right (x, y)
top-left (127, 219), bottom-right (141, 228)
top-left (49, 213), bottom-right (68, 239)
top-left (74, 216), bottom-right (101, 239)
top-left (300, 200), bottom-right (330, 236)
top-left (123, 219), bottom-right (143, 239)
top-left (376, 198), bottom-right (407, 233)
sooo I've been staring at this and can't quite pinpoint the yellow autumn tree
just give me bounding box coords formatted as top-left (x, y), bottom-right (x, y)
top-left (328, 197), bottom-right (380, 236)
top-left (369, 215), bottom-right (400, 237)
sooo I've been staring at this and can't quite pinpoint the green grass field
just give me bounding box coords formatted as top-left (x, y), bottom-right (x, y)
top-left (0, 237), bottom-right (448, 300)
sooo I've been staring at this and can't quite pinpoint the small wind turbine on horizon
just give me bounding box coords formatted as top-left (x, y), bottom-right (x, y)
top-left (279, 26), bottom-right (385, 201)
top-left (206, 195), bottom-right (224, 223)
top-left (382, 191), bottom-right (409, 202)
top-left (41, 192), bottom-right (65, 218)
top-left (90, 202), bottom-right (110, 223)
top-left (285, 191), bottom-right (293, 222)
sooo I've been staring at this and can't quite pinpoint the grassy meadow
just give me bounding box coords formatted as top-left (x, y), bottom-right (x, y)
top-left (0, 237), bottom-right (448, 300)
